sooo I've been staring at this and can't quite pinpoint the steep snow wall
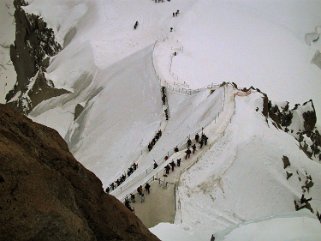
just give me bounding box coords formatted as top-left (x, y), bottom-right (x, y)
top-left (154, 0), bottom-right (321, 123)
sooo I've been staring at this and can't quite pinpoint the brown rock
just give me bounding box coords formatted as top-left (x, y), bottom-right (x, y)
top-left (0, 104), bottom-right (160, 241)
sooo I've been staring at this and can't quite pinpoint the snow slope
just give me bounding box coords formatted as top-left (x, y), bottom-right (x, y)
top-left (154, 0), bottom-right (321, 122)
top-left (110, 84), bottom-right (230, 201)
top-left (24, 0), bottom-right (321, 123)
top-left (31, 45), bottom-right (164, 186)
top-left (151, 212), bottom-right (321, 241)
top-left (175, 91), bottom-right (321, 238)
top-left (214, 212), bottom-right (321, 241)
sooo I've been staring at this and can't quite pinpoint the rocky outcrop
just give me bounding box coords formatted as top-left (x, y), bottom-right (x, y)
top-left (0, 104), bottom-right (160, 241)
top-left (262, 95), bottom-right (320, 161)
top-left (6, 0), bottom-right (68, 113)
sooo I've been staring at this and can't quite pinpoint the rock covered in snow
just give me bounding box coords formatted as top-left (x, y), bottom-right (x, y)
top-left (6, 0), bottom-right (66, 113)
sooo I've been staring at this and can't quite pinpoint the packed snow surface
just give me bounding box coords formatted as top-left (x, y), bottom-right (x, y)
top-left (214, 212), bottom-right (321, 241)
top-left (151, 212), bottom-right (321, 241)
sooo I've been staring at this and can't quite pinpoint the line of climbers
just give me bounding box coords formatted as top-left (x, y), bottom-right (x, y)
top-left (124, 130), bottom-right (208, 212)
top-left (161, 86), bottom-right (169, 120)
top-left (148, 129), bottom-right (162, 151)
top-left (172, 9), bottom-right (180, 17)
top-left (134, 2), bottom-right (177, 30)
top-left (124, 182), bottom-right (152, 212)
top-left (164, 132), bottom-right (208, 174)
top-left (105, 162), bottom-right (138, 193)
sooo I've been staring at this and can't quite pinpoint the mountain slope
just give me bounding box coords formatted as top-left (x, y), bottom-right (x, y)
top-left (0, 104), bottom-right (160, 241)
top-left (175, 91), bottom-right (321, 238)
top-left (3, 0), bottom-right (321, 240)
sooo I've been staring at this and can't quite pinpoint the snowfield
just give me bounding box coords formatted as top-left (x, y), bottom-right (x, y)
top-left (3, 0), bottom-right (321, 240)
top-left (151, 211), bottom-right (321, 241)
top-left (175, 91), bottom-right (321, 239)
top-left (22, 0), bottom-right (321, 122)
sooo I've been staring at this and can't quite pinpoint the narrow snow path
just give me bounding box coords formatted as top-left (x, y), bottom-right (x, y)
top-left (112, 84), bottom-right (237, 227)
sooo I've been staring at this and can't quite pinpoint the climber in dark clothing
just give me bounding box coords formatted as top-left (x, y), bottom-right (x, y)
top-left (153, 160), bottom-right (158, 169)
top-left (195, 133), bottom-right (200, 143)
top-left (127, 167), bottom-right (133, 176)
top-left (165, 109), bottom-right (169, 120)
top-left (210, 234), bottom-right (215, 241)
top-left (199, 139), bottom-right (204, 149)
top-left (185, 149), bottom-right (191, 159)
top-left (137, 185), bottom-right (143, 196)
top-left (177, 158), bottom-right (181, 167)
top-left (145, 182), bottom-right (151, 194)
top-left (170, 160), bottom-right (176, 171)
top-left (133, 162), bottom-right (138, 170)
top-left (202, 133), bottom-right (208, 145)
top-left (125, 198), bottom-right (134, 211)
top-left (105, 187), bottom-right (110, 193)
top-left (187, 138), bottom-right (192, 148)
top-left (134, 20), bottom-right (138, 29)
top-left (121, 174), bottom-right (126, 182)
top-left (192, 144), bottom-right (196, 154)
top-left (165, 165), bottom-right (170, 174)
top-left (162, 95), bottom-right (166, 105)
top-left (130, 193), bottom-right (136, 203)
top-left (174, 146), bottom-right (179, 152)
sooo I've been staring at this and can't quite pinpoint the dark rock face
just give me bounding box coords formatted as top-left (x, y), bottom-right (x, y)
top-left (0, 104), bottom-right (160, 241)
top-left (264, 98), bottom-right (317, 132)
top-left (262, 95), bottom-right (320, 161)
top-left (6, 0), bottom-right (67, 113)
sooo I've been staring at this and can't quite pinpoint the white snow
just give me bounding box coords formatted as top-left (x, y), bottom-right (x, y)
top-left (155, 0), bottom-right (321, 122)
top-left (150, 222), bottom-right (203, 241)
top-left (151, 212), bottom-right (321, 241)
top-left (24, 0), bottom-right (90, 46)
top-left (22, 0), bottom-right (321, 121)
top-left (176, 91), bottom-right (321, 238)
top-left (215, 212), bottom-right (321, 241)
